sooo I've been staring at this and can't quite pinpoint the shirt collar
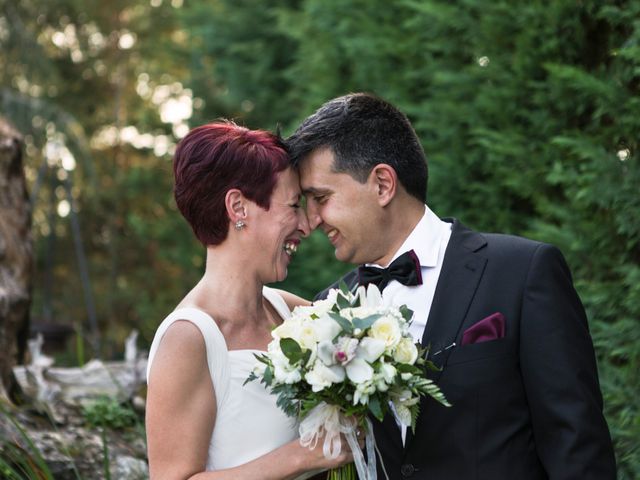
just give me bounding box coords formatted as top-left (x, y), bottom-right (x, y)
top-left (386, 205), bottom-right (446, 268)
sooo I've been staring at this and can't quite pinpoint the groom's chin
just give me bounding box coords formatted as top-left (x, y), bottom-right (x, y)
top-left (333, 247), bottom-right (356, 265)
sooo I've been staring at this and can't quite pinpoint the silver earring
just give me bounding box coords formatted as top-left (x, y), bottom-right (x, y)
top-left (234, 220), bottom-right (245, 230)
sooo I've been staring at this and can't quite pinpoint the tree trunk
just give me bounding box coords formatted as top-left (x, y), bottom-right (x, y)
top-left (0, 119), bottom-right (32, 402)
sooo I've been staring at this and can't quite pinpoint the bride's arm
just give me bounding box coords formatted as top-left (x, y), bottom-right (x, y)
top-left (273, 289), bottom-right (311, 311)
top-left (146, 320), bottom-right (217, 479)
top-left (147, 320), bottom-right (353, 480)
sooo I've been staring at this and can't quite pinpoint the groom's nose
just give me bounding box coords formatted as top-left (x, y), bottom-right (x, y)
top-left (305, 203), bottom-right (322, 230)
top-left (297, 209), bottom-right (310, 238)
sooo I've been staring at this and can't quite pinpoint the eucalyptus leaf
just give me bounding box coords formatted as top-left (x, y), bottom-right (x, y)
top-left (352, 314), bottom-right (381, 331)
top-left (336, 292), bottom-right (351, 310)
top-left (368, 395), bottom-right (384, 421)
top-left (328, 312), bottom-right (354, 334)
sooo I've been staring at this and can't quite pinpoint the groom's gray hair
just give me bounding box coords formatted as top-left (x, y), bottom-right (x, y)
top-left (286, 93), bottom-right (428, 203)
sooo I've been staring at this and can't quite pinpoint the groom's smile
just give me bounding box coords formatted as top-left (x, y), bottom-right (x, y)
top-left (298, 148), bottom-right (390, 265)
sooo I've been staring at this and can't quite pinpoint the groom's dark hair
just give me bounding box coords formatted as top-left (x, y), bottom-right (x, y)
top-left (286, 93), bottom-right (428, 202)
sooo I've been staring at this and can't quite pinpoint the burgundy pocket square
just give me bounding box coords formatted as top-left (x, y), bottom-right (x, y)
top-left (461, 312), bottom-right (505, 346)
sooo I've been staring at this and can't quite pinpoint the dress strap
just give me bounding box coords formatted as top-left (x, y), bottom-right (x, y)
top-left (146, 307), bottom-right (230, 409)
top-left (263, 286), bottom-right (292, 321)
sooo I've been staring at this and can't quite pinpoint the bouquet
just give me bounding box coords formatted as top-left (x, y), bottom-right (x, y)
top-left (246, 283), bottom-right (450, 479)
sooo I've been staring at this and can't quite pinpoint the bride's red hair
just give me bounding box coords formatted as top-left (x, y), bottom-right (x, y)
top-left (173, 121), bottom-right (289, 246)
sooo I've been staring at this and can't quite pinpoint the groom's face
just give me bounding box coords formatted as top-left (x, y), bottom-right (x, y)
top-left (299, 148), bottom-right (387, 265)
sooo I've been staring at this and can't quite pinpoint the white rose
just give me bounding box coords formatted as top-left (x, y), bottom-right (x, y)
top-left (393, 337), bottom-right (419, 365)
top-left (345, 358), bottom-right (374, 384)
top-left (369, 315), bottom-right (402, 350)
top-left (298, 322), bottom-right (318, 350)
top-left (313, 314), bottom-right (342, 343)
top-left (272, 317), bottom-right (302, 340)
top-left (356, 337), bottom-right (386, 363)
top-left (305, 361), bottom-right (345, 392)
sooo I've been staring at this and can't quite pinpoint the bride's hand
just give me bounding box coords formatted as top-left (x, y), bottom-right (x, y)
top-left (291, 428), bottom-right (366, 472)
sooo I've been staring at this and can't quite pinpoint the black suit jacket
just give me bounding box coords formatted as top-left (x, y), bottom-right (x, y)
top-left (316, 219), bottom-right (616, 479)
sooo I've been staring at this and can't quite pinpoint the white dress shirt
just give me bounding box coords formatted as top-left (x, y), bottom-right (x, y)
top-left (368, 205), bottom-right (452, 444)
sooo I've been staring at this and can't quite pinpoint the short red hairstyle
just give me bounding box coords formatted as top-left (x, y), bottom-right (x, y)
top-left (173, 121), bottom-right (290, 246)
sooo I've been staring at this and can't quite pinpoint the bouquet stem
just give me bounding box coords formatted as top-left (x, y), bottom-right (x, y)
top-left (328, 463), bottom-right (357, 480)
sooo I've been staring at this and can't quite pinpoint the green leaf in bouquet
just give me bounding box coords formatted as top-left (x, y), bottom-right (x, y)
top-left (328, 312), bottom-right (354, 334)
top-left (415, 378), bottom-right (451, 407)
top-left (253, 353), bottom-right (271, 365)
top-left (352, 313), bottom-right (381, 331)
top-left (302, 349), bottom-right (312, 366)
top-left (409, 404), bottom-right (420, 433)
top-left (243, 371), bottom-right (258, 386)
top-left (280, 337), bottom-right (305, 364)
top-left (339, 280), bottom-right (350, 296)
top-left (336, 291), bottom-right (351, 310)
top-left (273, 384), bottom-right (300, 417)
top-left (263, 366), bottom-right (273, 386)
top-left (367, 395), bottom-right (385, 421)
top-left (396, 363), bottom-right (422, 374)
top-left (423, 359), bottom-right (442, 373)
top-left (399, 305), bottom-right (414, 323)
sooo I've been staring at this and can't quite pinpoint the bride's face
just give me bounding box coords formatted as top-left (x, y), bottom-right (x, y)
top-left (251, 168), bottom-right (310, 283)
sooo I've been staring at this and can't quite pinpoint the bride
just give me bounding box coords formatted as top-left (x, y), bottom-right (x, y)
top-left (145, 121), bottom-right (355, 479)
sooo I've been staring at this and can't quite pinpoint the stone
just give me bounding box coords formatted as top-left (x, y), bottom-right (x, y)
top-left (110, 455), bottom-right (150, 480)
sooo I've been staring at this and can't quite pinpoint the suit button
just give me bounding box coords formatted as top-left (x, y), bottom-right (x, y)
top-left (400, 463), bottom-right (415, 477)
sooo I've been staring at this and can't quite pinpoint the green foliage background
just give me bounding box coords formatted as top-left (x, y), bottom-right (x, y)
top-left (1, 0), bottom-right (638, 476)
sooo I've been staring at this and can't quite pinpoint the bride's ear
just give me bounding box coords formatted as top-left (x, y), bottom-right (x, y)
top-left (225, 189), bottom-right (247, 225)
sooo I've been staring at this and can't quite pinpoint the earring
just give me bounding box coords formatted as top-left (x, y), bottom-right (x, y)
top-left (234, 220), bottom-right (245, 231)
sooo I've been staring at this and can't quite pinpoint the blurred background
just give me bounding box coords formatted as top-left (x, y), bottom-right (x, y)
top-left (0, 0), bottom-right (638, 476)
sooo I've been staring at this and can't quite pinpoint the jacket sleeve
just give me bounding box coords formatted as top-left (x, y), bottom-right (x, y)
top-left (519, 243), bottom-right (616, 479)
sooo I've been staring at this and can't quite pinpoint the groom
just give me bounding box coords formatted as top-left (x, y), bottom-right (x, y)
top-left (286, 93), bottom-right (616, 479)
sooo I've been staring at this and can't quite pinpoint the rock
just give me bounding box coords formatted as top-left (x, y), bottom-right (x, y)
top-left (110, 455), bottom-right (150, 480)
top-left (0, 400), bottom-right (148, 480)
top-left (2, 330), bottom-right (149, 479)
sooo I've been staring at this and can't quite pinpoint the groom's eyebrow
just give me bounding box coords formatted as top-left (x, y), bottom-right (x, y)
top-left (301, 186), bottom-right (331, 196)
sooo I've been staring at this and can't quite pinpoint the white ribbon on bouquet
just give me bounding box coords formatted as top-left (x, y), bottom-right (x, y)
top-left (299, 402), bottom-right (377, 479)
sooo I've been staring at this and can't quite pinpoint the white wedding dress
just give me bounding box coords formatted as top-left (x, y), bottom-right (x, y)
top-left (147, 286), bottom-right (304, 472)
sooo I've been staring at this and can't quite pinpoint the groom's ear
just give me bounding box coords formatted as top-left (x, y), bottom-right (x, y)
top-left (225, 189), bottom-right (247, 224)
top-left (370, 164), bottom-right (397, 207)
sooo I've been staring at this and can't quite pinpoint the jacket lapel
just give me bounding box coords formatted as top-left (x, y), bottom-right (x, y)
top-left (403, 220), bottom-right (487, 451)
top-left (420, 219), bottom-right (488, 379)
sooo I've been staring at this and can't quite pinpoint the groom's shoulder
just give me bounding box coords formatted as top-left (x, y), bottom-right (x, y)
top-left (313, 269), bottom-right (359, 301)
top-left (451, 218), bottom-right (545, 254)
top-left (449, 219), bottom-right (564, 268)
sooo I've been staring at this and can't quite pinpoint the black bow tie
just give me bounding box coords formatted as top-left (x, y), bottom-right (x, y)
top-left (358, 250), bottom-right (423, 291)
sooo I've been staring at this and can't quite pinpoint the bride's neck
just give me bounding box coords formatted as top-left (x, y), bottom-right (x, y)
top-left (182, 247), bottom-right (265, 321)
